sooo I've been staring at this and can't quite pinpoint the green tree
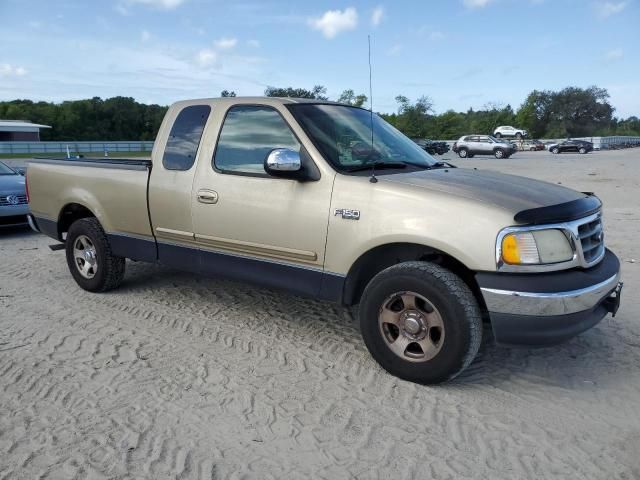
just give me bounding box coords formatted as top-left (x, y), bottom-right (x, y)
top-left (264, 85), bottom-right (328, 100)
top-left (337, 89), bottom-right (368, 107)
top-left (220, 90), bottom-right (236, 97)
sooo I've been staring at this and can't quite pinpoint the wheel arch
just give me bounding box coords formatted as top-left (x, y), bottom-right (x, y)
top-left (57, 203), bottom-right (98, 241)
top-left (342, 242), bottom-right (486, 310)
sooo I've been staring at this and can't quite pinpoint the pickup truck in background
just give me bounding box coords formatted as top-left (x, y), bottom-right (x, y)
top-left (26, 97), bottom-right (623, 384)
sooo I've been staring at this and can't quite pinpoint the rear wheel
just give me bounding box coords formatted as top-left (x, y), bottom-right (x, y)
top-left (458, 148), bottom-right (469, 158)
top-left (494, 132), bottom-right (502, 138)
top-left (579, 147), bottom-right (587, 154)
top-left (66, 218), bottom-right (125, 292)
top-left (359, 261), bottom-right (482, 384)
top-left (551, 147), bottom-right (560, 154)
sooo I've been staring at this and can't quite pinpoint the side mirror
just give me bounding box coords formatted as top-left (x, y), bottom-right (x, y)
top-left (265, 148), bottom-right (301, 173)
top-left (263, 147), bottom-right (320, 182)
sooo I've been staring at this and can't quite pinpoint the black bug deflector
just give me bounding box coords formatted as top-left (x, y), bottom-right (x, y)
top-left (514, 194), bottom-right (602, 225)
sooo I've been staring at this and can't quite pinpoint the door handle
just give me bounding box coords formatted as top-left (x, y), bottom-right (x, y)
top-left (197, 189), bottom-right (218, 204)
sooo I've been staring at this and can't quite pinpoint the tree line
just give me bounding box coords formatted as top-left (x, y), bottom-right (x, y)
top-left (0, 85), bottom-right (638, 141)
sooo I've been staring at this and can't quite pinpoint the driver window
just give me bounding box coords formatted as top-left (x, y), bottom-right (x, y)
top-left (214, 105), bottom-right (300, 175)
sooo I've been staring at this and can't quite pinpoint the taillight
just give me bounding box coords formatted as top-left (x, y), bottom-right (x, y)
top-left (25, 174), bottom-right (30, 203)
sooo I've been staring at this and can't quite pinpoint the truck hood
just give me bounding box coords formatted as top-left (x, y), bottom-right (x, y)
top-left (0, 174), bottom-right (26, 194)
top-left (381, 168), bottom-right (585, 216)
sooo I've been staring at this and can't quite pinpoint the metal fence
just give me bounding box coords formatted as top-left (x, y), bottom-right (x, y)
top-left (0, 141), bottom-right (154, 155)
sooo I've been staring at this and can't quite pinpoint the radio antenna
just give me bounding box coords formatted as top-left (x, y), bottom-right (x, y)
top-left (368, 34), bottom-right (378, 183)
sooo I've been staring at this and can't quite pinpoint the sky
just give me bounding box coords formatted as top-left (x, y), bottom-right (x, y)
top-left (0, 0), bottom-right (638, 117)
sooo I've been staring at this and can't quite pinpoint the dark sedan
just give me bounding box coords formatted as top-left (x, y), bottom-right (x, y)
top-left (412, 138), bottom-right (450, 155)
top-left (549, 140), bottom-right (594, 154)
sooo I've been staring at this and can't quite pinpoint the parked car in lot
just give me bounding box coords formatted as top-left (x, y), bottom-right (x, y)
top-left (26, 97), bottom-right (623, 384)
top-left (412, 138), bottom-right (450, 155)
top-left (0, 161), bottom-right (29, 228)
top-left (549, 140), bottom-right (594, 154)
top-left (452, 135), bottom-right (517, 159)
top-left (493, 125), bottom-right (527, 139)
top-left (528, 139), bottom-right (545, 151)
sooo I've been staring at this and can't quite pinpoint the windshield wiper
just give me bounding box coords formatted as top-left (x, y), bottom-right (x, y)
top-left (427, 161), bottom-right (457, 169)
top-left (345, 161), bottom-right (408, 173)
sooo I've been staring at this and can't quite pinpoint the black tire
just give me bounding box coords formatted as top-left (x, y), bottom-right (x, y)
top-left (494, 149), bottom-right (505, 159)
top-left (494, 132), bottom-right (501, 138)
top-left (551, 147), bottom-right (559, 154)
top-left (458, 148), bottom-right (469, 158)
top-left (65, 217), bottom-right (125, 292)
top-left (359, 261), bottom-right (482, 384)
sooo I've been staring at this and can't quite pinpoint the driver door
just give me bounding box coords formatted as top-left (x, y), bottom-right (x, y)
top-left (191, 103), bottom-right (334, 296)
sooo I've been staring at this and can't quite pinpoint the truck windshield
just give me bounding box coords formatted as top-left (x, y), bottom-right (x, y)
top-left (0, 162), bottom-right (17, 175)
top-left (287, 104), bottom-right (436, 172)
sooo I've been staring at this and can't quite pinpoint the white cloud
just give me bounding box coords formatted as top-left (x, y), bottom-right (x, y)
top-left (196, 49), bottom-right (217, 67)
top-left (463, 0), bottom-right (494, 8)
top-left (371, 6), bottom-right (384, 26)
top-left (310, 7), bottom-right (358, 39)
top-left (214, 37), bottom-right (238, 49)
top-left (606, 48), bottom-right (623, 60)
top-left (119, 0), bottom-right (186, 12)
top-left (596, 1), bottom-right (628, 18)
top-left (132, 0), bottom-right (186, 8)
top-left (247, 39), bottom-right (260, 48)
top-left (0, 64), bottom-right (27, 77)
top-left (141, 30), bottom-right (151, 42)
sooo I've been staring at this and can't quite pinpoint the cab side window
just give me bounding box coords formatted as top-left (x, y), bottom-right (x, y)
top-left (162, 104), bottom-right (211, 171)
top-left (214, 105), bottom-right (300, 175)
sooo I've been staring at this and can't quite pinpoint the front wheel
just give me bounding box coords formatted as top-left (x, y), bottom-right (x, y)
top-left (494, 149), bottom-right (505, 159)
top-left (66, 218), bottom-right (126, 292)
top-left (494, 132), bottom-right (501, 138)
top-left (551, 147), bottom-right (560, 154)
top-left (359, 262), bottom-right (482, 384)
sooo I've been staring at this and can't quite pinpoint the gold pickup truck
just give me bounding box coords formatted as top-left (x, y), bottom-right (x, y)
top-left (26, 97), bottom-right (623, 384)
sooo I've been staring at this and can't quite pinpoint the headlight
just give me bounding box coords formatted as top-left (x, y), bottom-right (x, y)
top-left (499, 229), bottom-right (574, 266)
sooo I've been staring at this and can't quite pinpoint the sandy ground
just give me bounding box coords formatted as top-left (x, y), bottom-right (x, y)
top-left (1, 149), bottom-right (639, 479)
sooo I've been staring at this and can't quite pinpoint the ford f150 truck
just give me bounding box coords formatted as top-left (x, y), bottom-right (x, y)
top-left (26, 97), bottom-right (623, 384)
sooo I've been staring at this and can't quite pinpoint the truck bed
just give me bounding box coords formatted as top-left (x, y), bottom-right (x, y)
top-left (27, 157), bottom-right (155, 245)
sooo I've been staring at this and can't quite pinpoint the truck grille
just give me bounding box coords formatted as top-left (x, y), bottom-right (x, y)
top-left (577, 216), bottom-right (605, 264)
top-left (0, 194), bottom-right (27, 206)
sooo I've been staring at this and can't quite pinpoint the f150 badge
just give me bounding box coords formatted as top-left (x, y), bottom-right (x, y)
top-left (335, 208), bottom-right (360, 220)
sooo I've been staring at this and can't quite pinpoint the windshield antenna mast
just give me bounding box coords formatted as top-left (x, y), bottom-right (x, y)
top-left (368, 35), bottom-right (378, 183)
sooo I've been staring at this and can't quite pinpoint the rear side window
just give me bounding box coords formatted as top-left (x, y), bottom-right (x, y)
top-left (214, 105), bottom-right (300, 175)
top-left (162, 104), bottom-right (211, 171)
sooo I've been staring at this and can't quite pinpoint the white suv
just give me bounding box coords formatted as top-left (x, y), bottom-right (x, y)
top-left (493, 125), bottom-right (527, 139)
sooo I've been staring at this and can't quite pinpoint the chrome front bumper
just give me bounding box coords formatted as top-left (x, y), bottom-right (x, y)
top-left (480, 271), bottom-right (621, 316)
top-left (476, 249), bottom-right (622, 345)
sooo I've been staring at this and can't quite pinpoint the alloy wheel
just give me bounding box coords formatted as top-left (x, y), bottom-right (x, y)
top-left (378, 291), bottom-right (445, 363)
